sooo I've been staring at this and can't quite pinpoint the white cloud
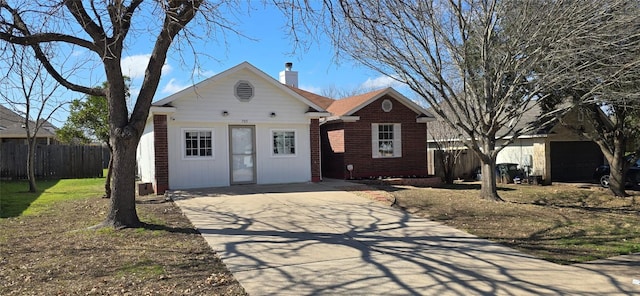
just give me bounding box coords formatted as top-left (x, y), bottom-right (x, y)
top-left (193, 68), bottom-right (215, 78)
top-left (162, 64), bottom-right (173, 75)
top-left (161, 78), bottom-right (190, 95)
top-left (360, 75), bottom-right (402, 90)
top-left (71, 49), bottom-right (86, 57)
top-left (121, 54), bottom-right (172, 79)
top-left (299, 84), bottom-right (322, 94)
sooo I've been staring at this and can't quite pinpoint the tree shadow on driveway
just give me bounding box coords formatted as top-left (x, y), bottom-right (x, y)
top-left (171, 184), bottom-right (636, 295)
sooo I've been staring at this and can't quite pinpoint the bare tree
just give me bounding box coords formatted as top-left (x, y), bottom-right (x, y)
top-left (427, 117), bottom-right (466, 184)
top-left (549, 101), bottom-right (640, 197)
top-left (580, 104), bottom-right (640, 197)
top-left (320, 84), bottom-right (378, 99)
top-left (0, 1), bottom-right (240, 228)
top-left (538, 1), bottom-right (640, 197)
top-left (283, 0), bottom-right (636, 200)
top-left (0, 45), bottom-right (65, 192)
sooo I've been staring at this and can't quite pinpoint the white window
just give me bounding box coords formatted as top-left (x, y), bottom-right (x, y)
top-left (183, 129), bottom-right (213, 158)
top-left (272, 130), bottom-right (296, 156)
top-left (372, 123), bottom-right (401, 158)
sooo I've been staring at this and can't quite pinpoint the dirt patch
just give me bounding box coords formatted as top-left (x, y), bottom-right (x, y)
top-left (375, 182), bottom-right (640, 264)
top-left (0, 195), bottom-right (247, 295)
top-left (338, 184), bottom-right (397, 206)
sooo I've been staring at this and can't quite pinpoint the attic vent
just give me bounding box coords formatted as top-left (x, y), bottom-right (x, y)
top-left (235, 80), bottom-right (254, 102)
top-left (382, 99), bottom-right (393, 112)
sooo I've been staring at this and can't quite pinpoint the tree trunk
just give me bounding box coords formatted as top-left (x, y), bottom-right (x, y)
top-left (479, 160), bottom-right (503, 201)
top-left (477, 139), bottom-right (503, 201)
top-left (442, 152), bottom-right (455, 184)
top-left (98, 136), bottom-right (141, 229)
top-left (607, 144), bottom-right (629, 197)
top-left (103, 144), bottom-right (113, 199)
top-left (27, 139), bottom-right (37, 193)
top-left (589, 116), bottom-right (629, 197)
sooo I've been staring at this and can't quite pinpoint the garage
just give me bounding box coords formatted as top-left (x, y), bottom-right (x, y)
top-left (550, 141), bottom-right (603, 182)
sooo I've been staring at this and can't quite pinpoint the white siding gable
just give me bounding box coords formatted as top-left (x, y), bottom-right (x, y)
top-left (167, 68), bottom-right (312, 125)
top-left (155, 64), bottom-right (315, 189)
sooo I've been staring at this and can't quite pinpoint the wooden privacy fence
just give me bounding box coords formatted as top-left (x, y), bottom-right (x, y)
top-left (428, 149), bottom-right (481, 180)
top-left (0, 143), bottom-right (107, 180)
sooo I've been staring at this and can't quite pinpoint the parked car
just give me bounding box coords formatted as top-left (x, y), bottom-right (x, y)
top-left (475, 163), bottom-right (526, 183)
top-left (593, 155), bottom-right (640, 188)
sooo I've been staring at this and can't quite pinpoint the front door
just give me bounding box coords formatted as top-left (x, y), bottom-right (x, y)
top-left (229, 126), bottom-right (256, 184)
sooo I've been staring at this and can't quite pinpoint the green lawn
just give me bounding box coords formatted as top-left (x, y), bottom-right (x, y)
top-left (0, 175), bottom-right (246, 295)
top-left (0, 177), bottom-right (105, 218)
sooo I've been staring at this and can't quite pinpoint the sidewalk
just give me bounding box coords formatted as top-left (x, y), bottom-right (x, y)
top-left (171, 181), bottom-right (639, 295)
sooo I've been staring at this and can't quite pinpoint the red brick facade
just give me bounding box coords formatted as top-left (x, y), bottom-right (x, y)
top-left (321, 95), bottom-right (428, 179)
top-left (310, 118), bottom-right (321, 182)
top-left (153, 114), bottom-right (169, 194)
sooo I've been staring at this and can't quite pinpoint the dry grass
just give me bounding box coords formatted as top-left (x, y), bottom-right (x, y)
top-left (0, 186), bottom-right (246, 295)
top-left (384, 182), bottom-right (640, 264)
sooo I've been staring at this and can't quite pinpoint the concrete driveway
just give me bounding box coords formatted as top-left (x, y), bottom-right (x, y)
top-left (171, 181), bottom-right (638, 295)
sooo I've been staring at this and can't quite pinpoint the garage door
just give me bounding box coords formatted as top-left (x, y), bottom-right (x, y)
top-left (550, 141), bottom-right (603, 182)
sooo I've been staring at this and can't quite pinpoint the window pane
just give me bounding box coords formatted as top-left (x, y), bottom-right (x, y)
top-left (375, 124), bottom-right (395, 157)
top-left (273, 131), bottom-right (295, 155)
top-left (273, 132), bottom-right (282, 154)
top-left (232, 127), bottom-right (252, 154)
top-left (378, 124), bottom-right (393, 140)
top-left (379, 141), bottom-right (393, 156)
top-left (185, 130), bottom-right (213, 157)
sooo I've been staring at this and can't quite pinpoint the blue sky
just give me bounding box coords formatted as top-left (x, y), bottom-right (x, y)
top-left (15, 3), bottom-right (407, 126)
top-left (119, 4), bottom-right (403, 109)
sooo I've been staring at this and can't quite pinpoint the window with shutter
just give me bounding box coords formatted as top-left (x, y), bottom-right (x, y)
top-left (371, 123), bottom-right (401, 158)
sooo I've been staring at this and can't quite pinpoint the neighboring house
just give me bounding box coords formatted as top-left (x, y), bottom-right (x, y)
top-left (0, 104), bottom-right (57, 145)
top-left (290, 87), bottom-right (436, 179)
top-left (136, 62), bottom-right (329, 193)
top-left (427, 106), bottom-right (603, 183)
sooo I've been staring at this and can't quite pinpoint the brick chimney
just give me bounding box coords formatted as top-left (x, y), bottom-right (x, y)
top-left (279, 62), bottom-right (298, 88)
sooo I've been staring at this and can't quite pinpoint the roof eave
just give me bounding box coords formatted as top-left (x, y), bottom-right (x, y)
top-left (305, 111), bottom-right (332, 119)
top-left (417, 116), bottom-right (436, 123)
top-left (150, 106), bottom-right (177, 115)
top-left (152, 62), bottom-right (328, 113)
top-left (322, 115), bottom-right (360, 123)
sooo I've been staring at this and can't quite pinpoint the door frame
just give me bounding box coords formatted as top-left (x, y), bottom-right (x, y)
top-left (228, 125), bottom-right (257, 184)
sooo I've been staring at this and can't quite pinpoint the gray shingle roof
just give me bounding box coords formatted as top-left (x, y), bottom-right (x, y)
top-left (0, 104), bottom-right (57, 138)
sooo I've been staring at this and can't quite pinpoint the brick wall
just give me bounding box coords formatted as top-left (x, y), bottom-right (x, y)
top-left (310, 118), bottom-right (321, 182)
top-left (153, 114), bottom-right (169, 194)
top-left (343, 95), bottom-right (428, 179)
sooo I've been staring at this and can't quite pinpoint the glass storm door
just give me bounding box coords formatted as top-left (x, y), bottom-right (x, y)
top-left (229, 126), bottom-right (256, 184)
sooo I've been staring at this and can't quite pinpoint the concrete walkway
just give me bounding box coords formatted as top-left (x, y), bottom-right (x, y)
top-left (171, 181), bottom-right (639, 295)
